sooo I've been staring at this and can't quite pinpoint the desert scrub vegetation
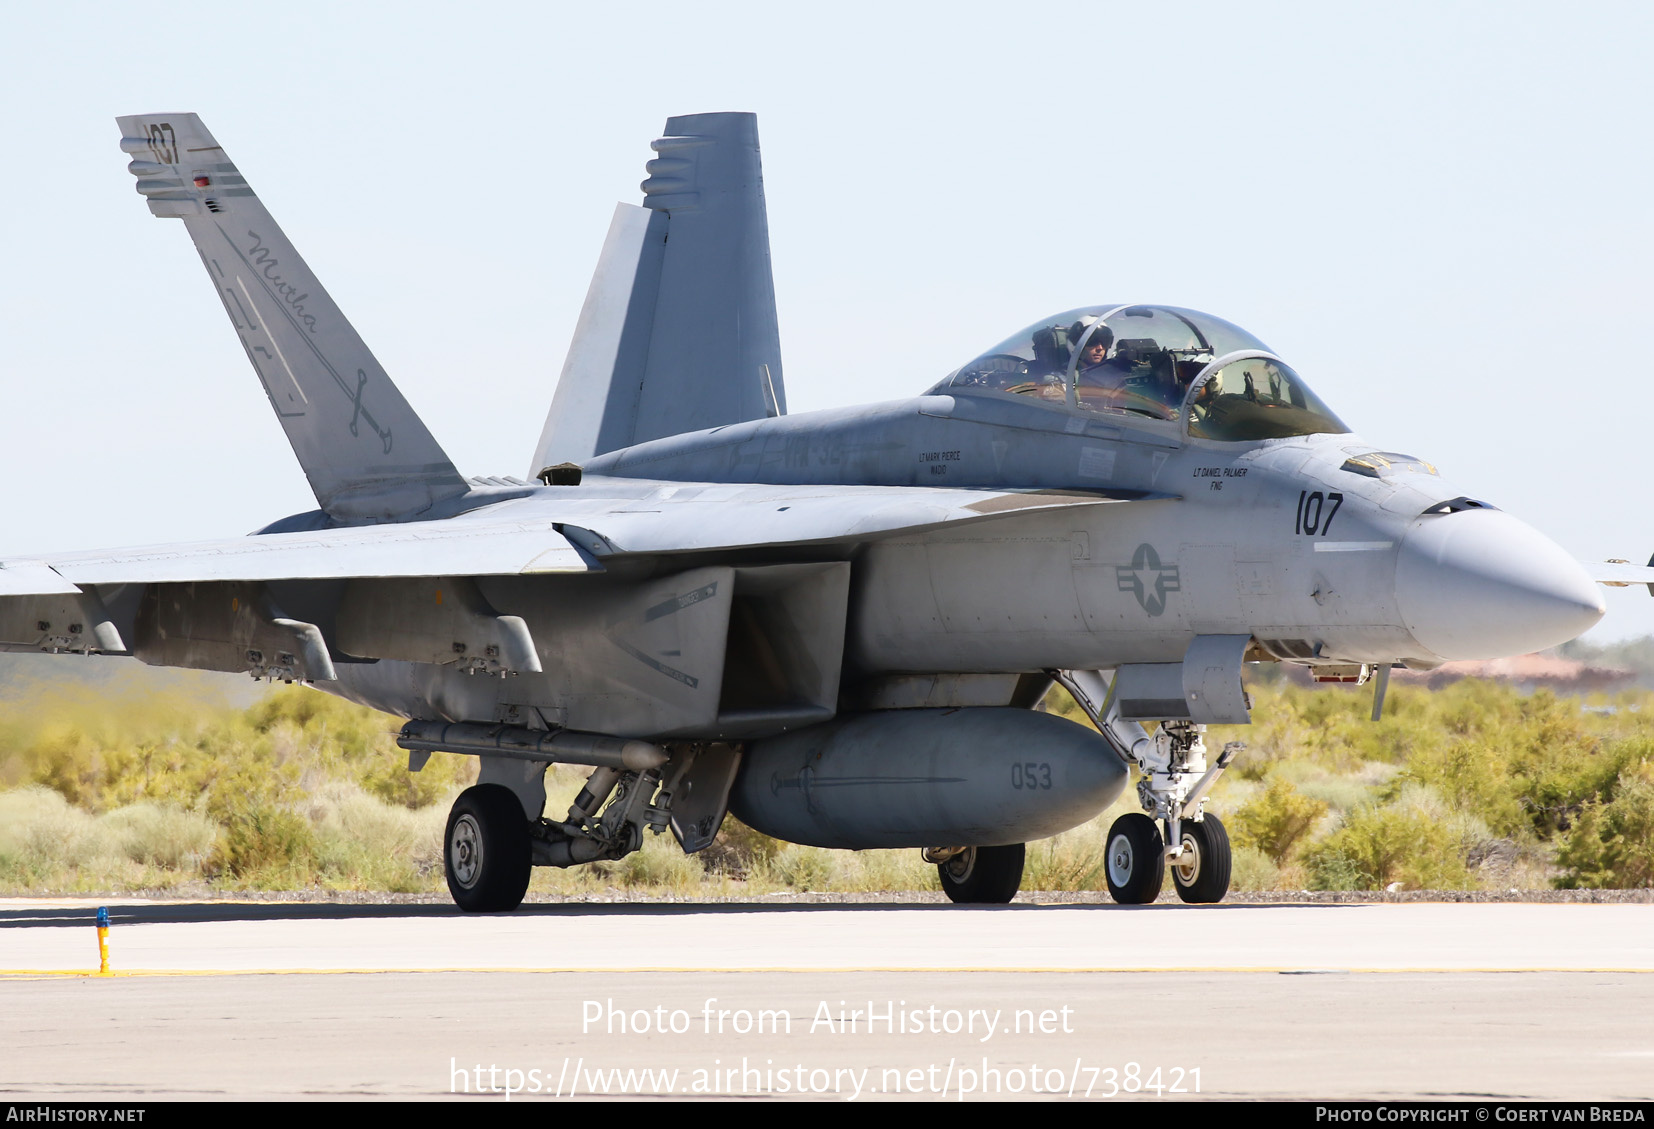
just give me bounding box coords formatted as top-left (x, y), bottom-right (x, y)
top-left (0, 672), bottom-right (470, 893)
top-left (0, 662), bottom-right (1651, 894)
top-left (1554, 762), bottom-right (1654, 888)
top-left (1231, 776), bottom-right (1328, 866)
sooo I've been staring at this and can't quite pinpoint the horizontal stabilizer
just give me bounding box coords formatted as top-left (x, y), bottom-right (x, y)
top-left (533, 113), bottom-right (784, 471)
top-left (1584, 557), bottom-right (1654, 595)
top-left (116, 113), bottom-right (470, 522)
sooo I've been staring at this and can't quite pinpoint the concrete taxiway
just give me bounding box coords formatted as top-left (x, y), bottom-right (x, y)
top-left (2, 898), bottom-right (1651, 1101)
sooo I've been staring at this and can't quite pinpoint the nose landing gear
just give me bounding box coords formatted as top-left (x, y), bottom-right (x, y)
top-left (1053, 670), bottom-right (1244, 906)
top-left (1103, 807), bottom-right (1233, 905)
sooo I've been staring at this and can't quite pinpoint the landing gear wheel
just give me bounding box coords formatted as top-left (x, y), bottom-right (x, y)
top-left (938, 844), bottom-right (1025, 904)
top-left (1105, 813), bottom-right (1165, 905)
top-left (445, 784), bottom-right (532, 913)
top-left (1171, 814), bottom-right (1232, 904)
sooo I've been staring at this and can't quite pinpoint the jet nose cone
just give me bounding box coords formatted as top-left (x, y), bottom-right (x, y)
top-left (1395, 510), bottom-right (1605, 661)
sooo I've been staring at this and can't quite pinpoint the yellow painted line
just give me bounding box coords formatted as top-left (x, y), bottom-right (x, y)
top-left (4, 965), bottom-right (1654, 978)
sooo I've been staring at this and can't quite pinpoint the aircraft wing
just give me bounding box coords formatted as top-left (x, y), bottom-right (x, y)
top-left (11, 521), bottom-right (590, 592)
top-left (0, 562), bottom-right (85, 596)
top-left (561, 482), bottom-right (1150, 556)
top-left (0, 483), bottom-right (1153, 595)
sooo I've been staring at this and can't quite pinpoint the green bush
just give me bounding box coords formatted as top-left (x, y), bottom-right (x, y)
top-left (0, 787), bottom-right (114, 885)
top-left (1231, 776), bottom-right (1328, 864)
top-left (1303, 803), bottom-right (1473, 891)
top-left (213, 802), bottom-right (317, 886)
top-left (307, 782), bottom-right (444, 893)
top-left (1228, 845), bottom-right (1282, 891)
top-left (699, 814), bottom-right (785, 877)
top-left (1555, 762), bottom-right (1654, 888)
top-left (104, 802), bottom-right (219, 870)
top-left (763, 845), bottom-right (841, 891)
top-left (611, 835), bottom-right (706, 890)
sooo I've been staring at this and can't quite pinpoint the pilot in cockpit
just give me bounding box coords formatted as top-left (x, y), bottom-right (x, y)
top-left (1073, 322), bottom-right (1116, 377)
top-left (1070, 320), bottom-right (1130, 404)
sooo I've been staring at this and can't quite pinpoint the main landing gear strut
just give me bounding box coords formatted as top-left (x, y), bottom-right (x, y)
top-left (440, 756), bottom-right (675, 913)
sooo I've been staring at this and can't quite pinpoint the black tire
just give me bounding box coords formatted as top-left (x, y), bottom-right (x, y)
top-left (938, 844), bottom-right (1025, 904)
top-left (445, 784), bottom-right (533, 913)
top-left (1171, 814), bottom-right (1232, 904)
top-left (1105, 813), bottom-right (1165, 905)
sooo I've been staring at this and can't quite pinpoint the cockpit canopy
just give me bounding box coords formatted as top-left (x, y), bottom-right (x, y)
top-left (928, 304), bottom-right (1349, 442)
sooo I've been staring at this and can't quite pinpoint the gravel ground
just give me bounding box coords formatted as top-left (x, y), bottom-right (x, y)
top-left (7, 887), bottom-right (1650, 906)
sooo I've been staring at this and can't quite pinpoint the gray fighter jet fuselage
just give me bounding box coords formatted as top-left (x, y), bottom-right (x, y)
top-left (328, 346), bottom-right (1604, 734)
top-left (582, 375), bottom-right (1602, 673)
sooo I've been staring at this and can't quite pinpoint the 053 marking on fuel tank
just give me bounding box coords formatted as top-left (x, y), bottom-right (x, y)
top-left (1011, 762), bottom-right (1053, 789)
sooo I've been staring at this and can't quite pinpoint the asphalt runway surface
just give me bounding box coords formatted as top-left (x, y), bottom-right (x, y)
top-left (3, 898), bottom-right (1652, 1102)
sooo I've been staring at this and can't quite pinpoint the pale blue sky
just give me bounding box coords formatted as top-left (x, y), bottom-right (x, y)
top-left (3, 1), bottom-right (1652, 639)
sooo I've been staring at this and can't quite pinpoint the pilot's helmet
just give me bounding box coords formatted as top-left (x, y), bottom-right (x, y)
top-left (1069, 319), bottom-right (1114, 355)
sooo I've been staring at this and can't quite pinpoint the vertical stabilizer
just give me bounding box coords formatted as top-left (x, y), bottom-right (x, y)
top-left (532, 112), bottom-right (785, 473)
top-left (117, 113), bottom-right (470, 522)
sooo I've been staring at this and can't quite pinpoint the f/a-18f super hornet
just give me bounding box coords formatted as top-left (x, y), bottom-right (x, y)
top-left (1, 112), bottom-right (1638, 910)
